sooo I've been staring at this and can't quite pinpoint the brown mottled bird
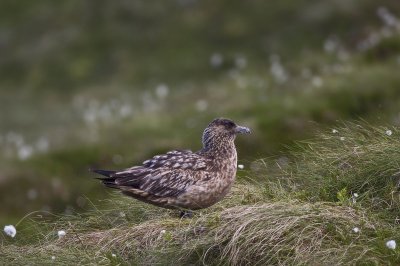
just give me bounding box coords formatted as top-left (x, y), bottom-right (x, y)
top-left (91, 118), bottom-right (250, 215)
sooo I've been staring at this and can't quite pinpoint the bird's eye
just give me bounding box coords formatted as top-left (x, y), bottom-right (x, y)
top-left (225, 121), bottom-right (235, 128)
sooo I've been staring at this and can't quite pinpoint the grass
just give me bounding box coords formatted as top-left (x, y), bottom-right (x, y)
top-left (2, 1), bottom-right (400, 264)
top-left (286, 123), bottom-right (400, 215)
top-left (2, 122), bottom-right (400, 265)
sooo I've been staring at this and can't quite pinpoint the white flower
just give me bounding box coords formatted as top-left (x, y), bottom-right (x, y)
top-left (270, 55), bottom-right (288, 84)
top-left (234, 55), bottom-right (247, 69)
top-left (4, 225), bottom-right (16, 238)
top-left (238, 164), bottom-right (244, 169)
top-left (51, 256), bottom-right (56, 260)
top-left (36, 137), bottom-right (49, 152)
top-left (340, 137), bottom-right (345, 141)
top-left (386, 130), bottom-right (393, 136)
top-left (119, 104), bottom-right (132, 118)
top-left (112, 253), bottom-right (117, 258)
top-left (386, 240), bottom-right (396, 250)
top-left (351, 193), bottom-right (359, 203)
top-left (324, 38), bottom-right (338, 53)
top-left (195, 100), bottom-right (208, 112)
top-left (155, 84), bottom-right (169, 98)
top-left (311, 76), bottom-right (323, 88)
top-left (210, 53), bottom-right (223, 68)
top-left (332, 129), bottom-right (338, 134)
top-left (18, 145), bottom-right (34, 160)
top-left (352, 227), bottom-right (360, 233)
top-left (57, 230), bottom-right (66, 239)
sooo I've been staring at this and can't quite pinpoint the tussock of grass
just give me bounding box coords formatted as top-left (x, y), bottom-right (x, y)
top-left (286, 123), bottom-right (400, 214)
top-left (2, 123), bottom-right (400, 265)
top-left (202, 203), bottom-right (384, 265)
top-left (3, 200), bottom-right (398, 265)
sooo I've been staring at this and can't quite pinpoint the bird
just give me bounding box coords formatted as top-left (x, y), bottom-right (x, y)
top-left (91, 118), bottom-right (250, 216)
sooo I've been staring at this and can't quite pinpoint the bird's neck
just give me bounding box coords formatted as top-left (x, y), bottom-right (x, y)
top-left (202, 139), bottom-right (238, 178)
top-left (201, 138), bottom-right (237, 160)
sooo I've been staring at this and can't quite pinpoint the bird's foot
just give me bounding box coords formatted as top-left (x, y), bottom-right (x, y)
top-left (180, 210), bottom-right (193, 218)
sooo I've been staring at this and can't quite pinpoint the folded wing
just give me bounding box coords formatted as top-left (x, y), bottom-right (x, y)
top-left (94, 150), bottom-right (211, 198)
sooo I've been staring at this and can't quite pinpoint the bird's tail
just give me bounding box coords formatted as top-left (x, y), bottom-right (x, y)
top-left (90, 168), bottom-right (119, 189)
top-left (90, 169), bottom-right (116, 177)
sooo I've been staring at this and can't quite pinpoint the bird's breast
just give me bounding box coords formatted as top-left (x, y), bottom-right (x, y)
top-left (175, 155), bottom-right (238, 210)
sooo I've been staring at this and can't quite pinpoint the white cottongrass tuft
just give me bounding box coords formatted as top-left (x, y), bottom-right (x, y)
top-left (155, 84), bottom-right (169, 98)
top-left (36, 137), bottom-right (49, 152)
top-left (234, 55), bottom-right (247, 69)
top-left (311, 76), bottom-right (323, 88)
top-left (18, 145), bottom-right (34, 160)
top-left (57, 230), bottom-right (66, 239)
top-left (386, 240), bottom-right (396, 250)
top-left (112, 253), bottom-right (117, 258)
top-left (210, 53), bottom-right (223, 68)
top-left (119, 104), bottom-right (132, 118)
top-left (270, 54), bottom-right (288, 84)
top-left (340, 137), bottom-right (345, 141)
top-left (4, 225), bottom-right (16, 238)
top-left (195, 100), bottom-right (208, 112)
top-left (386, 130), bottom-right (393, 136)
top-left (51, 256), bottom-right (56, 260)
top-left (351, 193), bottom-right (359, 204)
top-left (324, 38), bottom-right (338, 53)
top-left (352, 227), bottom-right (360, 233)
top-left (238, 164), bottom-right (244, 169)
top-left (332, 129), bottom-right (338, 134)
top-left (160, 229), bottom-right (166, 234)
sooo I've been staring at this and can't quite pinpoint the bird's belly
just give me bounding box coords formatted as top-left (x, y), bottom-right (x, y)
top-left (175, 174), bottom-right (236, 210)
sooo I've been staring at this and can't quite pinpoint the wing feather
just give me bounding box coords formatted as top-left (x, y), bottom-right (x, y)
top-left (111, 150), bottom-right (211, 197)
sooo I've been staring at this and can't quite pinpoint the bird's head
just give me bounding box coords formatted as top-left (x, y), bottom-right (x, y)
top-left (202, 118), bottom-right (251, 150)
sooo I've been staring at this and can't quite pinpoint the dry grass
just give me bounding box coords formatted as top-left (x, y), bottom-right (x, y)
top-left (6, 200), bottom-right (396, 265)
top-left (3, 123), bottom-right (400, 265)
top-left (208, 203), bottom-right (381, 265)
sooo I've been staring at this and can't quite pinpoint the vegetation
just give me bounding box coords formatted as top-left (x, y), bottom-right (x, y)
top-left (2, 0), bottom-right (400, 264)
top-left (2, 123), bottom-right (400, 265)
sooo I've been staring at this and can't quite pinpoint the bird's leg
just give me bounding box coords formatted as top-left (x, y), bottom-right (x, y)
top-left (179, 210), bottom-right (193, 218)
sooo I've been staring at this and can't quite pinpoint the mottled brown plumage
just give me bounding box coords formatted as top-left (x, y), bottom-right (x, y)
top-left (91, 118), bottom-right (250, 210)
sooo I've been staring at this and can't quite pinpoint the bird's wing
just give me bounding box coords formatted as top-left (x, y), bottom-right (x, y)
top-left (113, 150), bottom-right (212, 197)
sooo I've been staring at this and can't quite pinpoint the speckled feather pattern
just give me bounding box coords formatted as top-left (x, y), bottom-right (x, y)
top-left (92, 118), bottom-right (250, 210)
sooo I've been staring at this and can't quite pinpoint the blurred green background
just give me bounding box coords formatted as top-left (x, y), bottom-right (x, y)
top-left (1, 0), bottom-right (400, 223)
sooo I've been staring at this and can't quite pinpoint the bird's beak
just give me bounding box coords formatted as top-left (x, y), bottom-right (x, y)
top-left (235, 125), bottom-right (251, 134)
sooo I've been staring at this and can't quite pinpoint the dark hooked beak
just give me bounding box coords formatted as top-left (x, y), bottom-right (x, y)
top-left (234, 125), bottom-right (251, 134)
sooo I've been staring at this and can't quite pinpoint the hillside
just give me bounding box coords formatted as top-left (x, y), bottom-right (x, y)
top-left (2, 123), bottom-right (400, 264)
top-left (2, 1), bottom-right (400, 264)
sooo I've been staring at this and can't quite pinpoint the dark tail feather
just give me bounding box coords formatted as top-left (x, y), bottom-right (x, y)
top-left (90, 169), bottom-right (120, 189)
top-left (90, 169), bottom-right (117, 178)
top-left (101, 180), bottom-right (120, 189)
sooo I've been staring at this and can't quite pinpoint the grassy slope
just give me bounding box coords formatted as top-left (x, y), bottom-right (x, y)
top-left (2, 1), bottom-right (400, 264)
top-left (2, 123), bottom-right (400, 265)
